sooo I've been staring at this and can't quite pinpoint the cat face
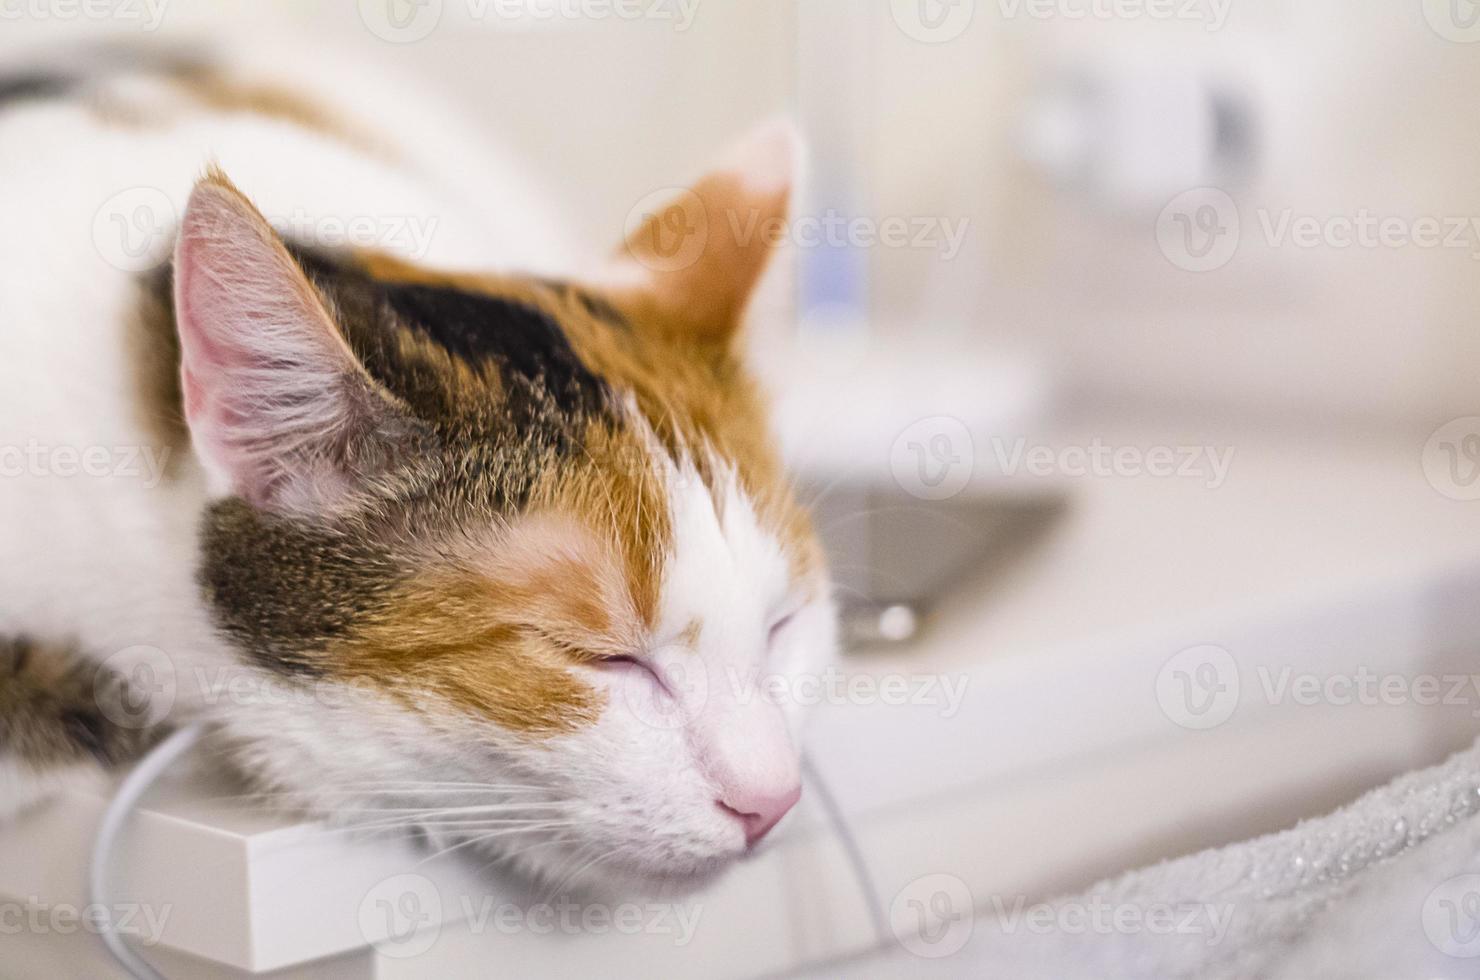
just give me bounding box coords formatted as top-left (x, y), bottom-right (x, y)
top-left (172, 122), bottom-right (835, 893)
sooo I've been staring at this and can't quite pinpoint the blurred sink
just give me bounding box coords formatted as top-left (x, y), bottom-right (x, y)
top-left (802, 482), bottom-right (1066, 648)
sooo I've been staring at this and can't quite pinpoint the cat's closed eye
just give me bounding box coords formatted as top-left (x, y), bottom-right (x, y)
top-left (591, 652), bottom-right (671, 693)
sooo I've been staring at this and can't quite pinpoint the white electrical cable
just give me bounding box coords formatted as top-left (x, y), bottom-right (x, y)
top-left (89, 722), bottom-right (208, 980)
top-left (801, 750), bottom-right (890, 945)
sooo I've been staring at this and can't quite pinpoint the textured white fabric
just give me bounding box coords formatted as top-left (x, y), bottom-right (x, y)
top-left (851, 737), bottom-right (1480, 978)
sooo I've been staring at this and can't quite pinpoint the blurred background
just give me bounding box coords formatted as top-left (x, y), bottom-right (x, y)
top-left (9, 1), bottom-right (1480, 976)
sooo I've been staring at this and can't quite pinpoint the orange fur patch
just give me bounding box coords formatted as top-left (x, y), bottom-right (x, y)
top-left (331, 515), bottom-right (644, 734)
top-left (176, 74), bottom-right (375, 150)
top-left (105, 66), bottom-right (380, 151)
top-left (616, 175), bottom-right (789, 338)
top-left (552, 283), bottom-right (822, 582)
top-left (126, 269), bottom-right (189, 479)
top-left (530, 420), bottom-right (672, 628)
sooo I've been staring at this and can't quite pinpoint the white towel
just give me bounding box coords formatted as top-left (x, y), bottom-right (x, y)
top-left (847, 736), bottom-right (1480, 978)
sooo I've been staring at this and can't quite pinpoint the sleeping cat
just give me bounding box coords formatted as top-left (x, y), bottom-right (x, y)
top-left (0, 49), bottom-right (835, 895)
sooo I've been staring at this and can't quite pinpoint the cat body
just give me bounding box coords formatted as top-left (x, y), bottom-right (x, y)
top-left (0, 49), bottom-right (834, 895)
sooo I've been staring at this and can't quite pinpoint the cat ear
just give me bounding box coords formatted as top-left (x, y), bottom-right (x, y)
top-left (173, 171), bottom-right (414, 514)
top-left (605, 118), bottom-right (799, 345)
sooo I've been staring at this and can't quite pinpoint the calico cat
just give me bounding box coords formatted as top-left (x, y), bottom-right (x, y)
top-left (0, 49), bottom-right (835, 895)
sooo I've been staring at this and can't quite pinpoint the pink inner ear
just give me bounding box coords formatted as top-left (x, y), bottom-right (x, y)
top-left (173, 178), bottom-right (368, 510)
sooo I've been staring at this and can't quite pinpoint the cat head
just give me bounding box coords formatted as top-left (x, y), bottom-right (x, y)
top-left (172, 121), bottom-right (836, 894)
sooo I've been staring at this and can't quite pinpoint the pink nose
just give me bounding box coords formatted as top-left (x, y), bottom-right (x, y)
top-left (720, 784), bottom-right (802, 847)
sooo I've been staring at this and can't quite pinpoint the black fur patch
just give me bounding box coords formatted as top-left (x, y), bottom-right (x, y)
top-left (383, 280), bottom-right (607, 419)
top-left (0, 47), bottom-right (212, 114)
top-left (0, 73), bottom-right (77, 108)
top-left (288, 246), bottom-right (610, 430)
top-left (198, 501), bottom-right (392, 678)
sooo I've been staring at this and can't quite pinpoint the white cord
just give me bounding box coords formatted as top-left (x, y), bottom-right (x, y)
top-left (801, 750), bottom-right (890, 945)
top-left (89, 722), bottom-right (208, 980)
